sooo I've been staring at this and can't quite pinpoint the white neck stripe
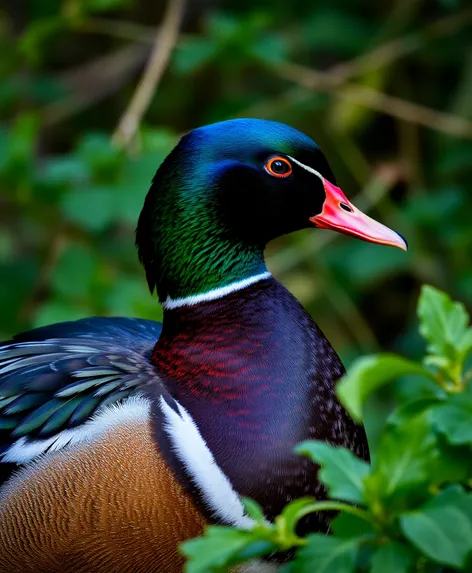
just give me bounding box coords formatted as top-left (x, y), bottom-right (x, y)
top-left (162, 271), bottom-right (272, 310)
top-left (288, 156), bottom-right (324, 181)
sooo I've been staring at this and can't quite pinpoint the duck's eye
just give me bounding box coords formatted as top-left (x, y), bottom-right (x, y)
top-left (265, 156), bottom-right (292, 178)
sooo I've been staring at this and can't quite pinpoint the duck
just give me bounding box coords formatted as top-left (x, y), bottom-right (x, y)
top-left (0, 119), bottom-right (407, 573)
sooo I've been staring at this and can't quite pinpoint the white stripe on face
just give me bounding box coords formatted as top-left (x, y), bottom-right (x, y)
top-left (288, 156), bottom-right (324, 182)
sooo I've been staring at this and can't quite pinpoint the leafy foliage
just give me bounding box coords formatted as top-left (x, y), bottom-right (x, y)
top-left (181, 286), bottom-right (472, 572)
top-left (296, 441), bottom-right (370, 504)
top-left (1, 0), bottom-right (472, 569)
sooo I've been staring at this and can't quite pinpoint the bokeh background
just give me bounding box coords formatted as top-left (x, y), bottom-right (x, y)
top-left (1, 0), bottom-right (471, 443)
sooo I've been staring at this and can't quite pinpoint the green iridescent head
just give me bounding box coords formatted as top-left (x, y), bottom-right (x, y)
top-left (136, 118), bottom-right (406, 301)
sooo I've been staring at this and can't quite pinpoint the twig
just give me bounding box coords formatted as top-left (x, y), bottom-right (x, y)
top-left (274, 62), bottom-right (472, 139)
top-left (76, 17), bottom-right (194, 45)
top-left (112, 0), bottom-right (186, 148)
top-left (336, 84), bottom-right (472, 139)
top-left (239, 10), bottom-right (472, 138)
top-left (76, 17), bottom-right (156, 44)
top-left (329, 8), bottom-right (472, 83)
top-left (42, 8), bottom-right (471, 132)
top-left (43, 44), bottom-right (149, 127)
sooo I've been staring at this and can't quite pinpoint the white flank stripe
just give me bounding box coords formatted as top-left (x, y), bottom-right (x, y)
top-left (162, 271), bottom-right (272, 309)
top-left (288, 156), bottom-right (324, 181)
top-left (2, 396), bottom-right (150, 464)
top-left (159, 396), bottom-right (254, 529)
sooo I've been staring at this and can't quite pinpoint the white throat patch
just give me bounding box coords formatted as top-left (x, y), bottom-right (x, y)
top-left (162, 271), bottom-right (272, 310)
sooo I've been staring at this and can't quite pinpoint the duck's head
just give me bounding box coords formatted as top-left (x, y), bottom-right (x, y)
top-left (137, 119), bottom-right (406, 302)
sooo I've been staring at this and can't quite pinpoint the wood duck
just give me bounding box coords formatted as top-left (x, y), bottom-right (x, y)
top-left (0, 119), bottom-right (406, 573)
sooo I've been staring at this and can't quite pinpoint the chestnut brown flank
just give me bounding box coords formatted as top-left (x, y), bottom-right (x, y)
top-left (0, 420), bottom-right (207, 573)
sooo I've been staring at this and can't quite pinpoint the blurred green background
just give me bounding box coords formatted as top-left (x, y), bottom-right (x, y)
top-left (1, 0), bottom-right (471, 441)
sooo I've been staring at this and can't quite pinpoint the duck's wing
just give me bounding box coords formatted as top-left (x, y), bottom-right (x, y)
top-left (0, 317), bottom-right (162, 483)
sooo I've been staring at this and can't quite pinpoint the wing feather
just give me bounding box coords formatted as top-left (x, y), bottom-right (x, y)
top-left (0, 317), bottom-right (163, 482)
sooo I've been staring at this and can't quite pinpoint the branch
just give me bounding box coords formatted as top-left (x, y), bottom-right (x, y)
top-left (240, 10), bottom-right (472, 139)
top-left (337, 84), bottom-right (472, 139)
top-left (76, 17), bottom-right (156, 44)
top-left (274, 62), bottom-right (472, 139)
top-left (43, 44), bottom-right (148, 127)
top-left (327, 8), bottom-right (472, 83)
top-left (112, 0), bottom-right (186, 148)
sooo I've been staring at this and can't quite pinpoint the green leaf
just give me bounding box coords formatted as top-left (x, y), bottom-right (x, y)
top-left (2, 113), bottom-right (39, 185)
top-left (61, 186), bottom-right (115, 231)
top-left (173, 38), bottom-right (219, 74)
top-left (426, 485), bottom-right (472, 514)
top-left (405, 188), bottom-right (463, 229)
top-left (20, 18), bottom-right (65, 64)
top-left (337, 354), bottom-right (432, 422)
top-left (207, 12), bottom-right (240, 42)
top-left (140, 128), bottom-right (178, 156)
top-left (41, 156), bottom-right (90, 186)
top-left (105, 276), bottom-right (162, 321)
top-left (242, 498), bottom-right (266, 524)
top-left (51, 243), bottom-right (97, 298)
top-left (181, 526), bottom-right (273, 573)
top-left (370, 541), bottom-right (414, 573)
top-left (276, 497), bottom-right (318, 543)
top-left (296, 441), bottom-right (370, 504)
top-left (400, 505), bottom-right (472, 568)
top-left (432, 393), bottom-right (472, 445)
top-left (331, 240), bottom-right (409, 286)
top-left (230, 539), bottom-right (278, 565)
top-left (438, 0), bottom-right (462, 9)
top-left (331, 513), bottom-right (376, 539)
top-left (292, 534), bottom-right (359, 573)
top-left (8, 113), bottom-right (40, 165)
top-left (248, 34), bottom-right (288, 64)
top-left (387, 397), bottom-right (442, 427)
top-left (84, 0), bottom-right (131, 12)
top-left (33, 300), bottom-right (88, 328)
top-left (303, 10), bottom-right (374, 56)
top-left (0, 260), bottom-right (38, 336)
top-left (368, 415), bottom-right (437, 503)
top-left (114, 154), bottom-right (158, 225)
top-left (181, 527), bottom-right (253, 572)
top-left (418, 285), bottom-right (471, 360)
top-left (460, 328), bottom-right (472, 356)
top-left (76, 132), bottom-right (122, 179)
top-left (430, 441), bottom-right (472, 485)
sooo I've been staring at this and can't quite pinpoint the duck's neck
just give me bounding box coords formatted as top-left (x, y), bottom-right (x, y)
top-left (153, 276), bottom-right (319, 433)
top-left (140, 181), bottom-right (269, 302)
top-left (159, 241), bottom-right (267, 302)
top-left (162, 270), bottom-right (272, 309)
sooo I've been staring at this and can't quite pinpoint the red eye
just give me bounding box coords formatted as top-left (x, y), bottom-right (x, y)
top-left (265, 156), bottom-right (292, 178)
